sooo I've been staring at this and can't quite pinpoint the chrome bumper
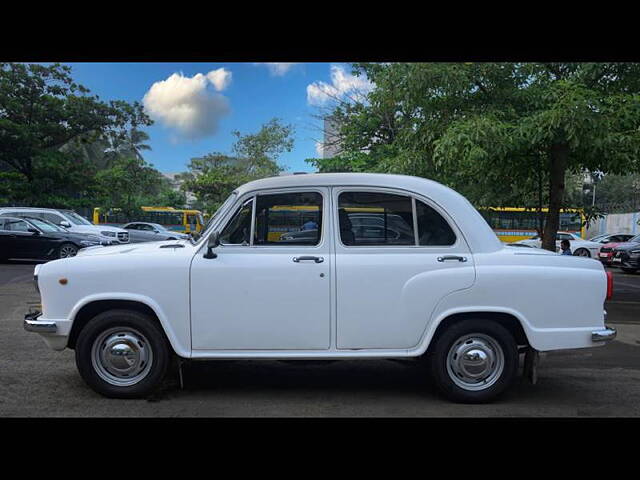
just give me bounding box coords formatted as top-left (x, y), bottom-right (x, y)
top-left (24, 311), bottom-right (57, 334)
top-left (591, 326), bottom-right (617, 342)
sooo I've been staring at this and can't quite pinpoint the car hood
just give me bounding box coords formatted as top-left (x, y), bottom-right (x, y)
top-left (613, 241), bottom-right (640, 252)
top-left (602, 241), bottom-right (625, 249)
top-left (72, 225), bottom-right (126, 234)
top-left (76, 239), bottom-right (192, 257)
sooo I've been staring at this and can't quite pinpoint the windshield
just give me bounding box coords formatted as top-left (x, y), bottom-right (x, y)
top-left (629, 234), bottom-right (640, 243)
top-left (195, 192), bottom-right (238, 245)
top-left (62, 211), bottom-right (93, 226)
top-left (27, 218), bottom-right (61, 233)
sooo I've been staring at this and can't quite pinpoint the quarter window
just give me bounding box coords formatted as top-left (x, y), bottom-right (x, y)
top-left (254, 192), bottom-right (323, 246)
top-left (416, 199), bottom-right (456, 246)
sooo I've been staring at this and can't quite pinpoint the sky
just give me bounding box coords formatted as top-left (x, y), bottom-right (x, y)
top-left (64, 62), bottom-right (372, 174)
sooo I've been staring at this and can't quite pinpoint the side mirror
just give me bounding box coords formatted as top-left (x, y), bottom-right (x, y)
top-left (28, 228), bottom-right (40, 235)
top-left (203, 231), bottom-right (220, 259)
top-left (59, 221), bottom-right (71, 228)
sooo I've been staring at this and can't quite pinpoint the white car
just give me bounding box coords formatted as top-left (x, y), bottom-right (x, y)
top-left (24, 173), bottom-right (615, 403)
top-left (515, 231), bottom-right (603, 257)
top-left (0, 207), bottom-right (129, 244)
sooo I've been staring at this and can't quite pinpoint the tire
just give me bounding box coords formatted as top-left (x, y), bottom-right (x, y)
top-left (75, 309), bottom-right (171, 398)
top-left (427, 319), bottom-right (519, 403)
top-left (573, 248), bottom-right (590, 257)
top-left (58, 242), bottom-right (78, 259)
top-left (621, 267), bottom-right (637, 274)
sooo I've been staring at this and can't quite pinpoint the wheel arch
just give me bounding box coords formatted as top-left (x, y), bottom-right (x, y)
top-left (415, 308), bottom-right (531, 357)
top-left (66, 295), bottom-right (189, 358)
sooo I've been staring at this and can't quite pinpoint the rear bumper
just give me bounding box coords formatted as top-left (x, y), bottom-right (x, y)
top-left (591, 326), bottom-right (617, 342)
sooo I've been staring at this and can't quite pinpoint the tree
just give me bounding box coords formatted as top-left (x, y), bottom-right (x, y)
top-left (0, 63), bottom-right (152, 202)
top-left (182, 119), bottom-right (293, 213)
top-left (310, 63), bottom-right (640, 251)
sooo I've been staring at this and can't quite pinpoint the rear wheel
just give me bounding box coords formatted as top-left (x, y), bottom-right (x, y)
top-left (427, 319), bottom-right (519, 403)
top-left (75, 309), bottom-right (170, 398)
top-left (573, 248), bottom-right (590, 257)
top-left (58, 243), bottom-right (78, 258)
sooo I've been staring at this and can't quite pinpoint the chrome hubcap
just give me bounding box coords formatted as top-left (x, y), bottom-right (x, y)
top-left (446, 333), bottom-right (504, 391)
top-left (91, 328), bottom-right (153, 386)
top-left (60, 246), bottom-right (77, 258)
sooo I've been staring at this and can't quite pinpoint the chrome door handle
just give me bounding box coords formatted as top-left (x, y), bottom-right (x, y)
top-left (293, 256), bottom-right (324, 263)
top-left (437, 255), bottom-right (467, 262)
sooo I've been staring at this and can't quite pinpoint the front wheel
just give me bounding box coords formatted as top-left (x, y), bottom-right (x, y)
top-left (573, 248), bottom-right (590, 257)
top-left (427, 319), bottom-right (519, 403)
top-left (75, 309), bottom-right (171, 398)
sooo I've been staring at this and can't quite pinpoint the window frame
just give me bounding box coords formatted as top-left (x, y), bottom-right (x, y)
top-left (334, 187), bottom-right (461, 250)
top-left (216, 188), bottom-right (327, 249)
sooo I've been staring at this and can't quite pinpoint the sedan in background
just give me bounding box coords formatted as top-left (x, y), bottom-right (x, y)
top-left (515, 231), bottom-right (604, 257)
top-left (0, 216), bottom-right (103, 262)
top-left (611, 240), bottom-right (640, 273)
top-left (122, 222), bottom-right (190, 243)
top-left (597, 233), bottom-right (640, 265)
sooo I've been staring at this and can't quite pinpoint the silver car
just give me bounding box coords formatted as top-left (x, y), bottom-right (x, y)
top-left (121, 222), bottom-right (190, 243)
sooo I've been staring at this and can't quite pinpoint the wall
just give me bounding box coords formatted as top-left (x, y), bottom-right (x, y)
top-left (585, 212), bottom-right (639, 238)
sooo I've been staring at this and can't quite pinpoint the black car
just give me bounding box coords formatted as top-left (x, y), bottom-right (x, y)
top-left (611, 241), bottom-right (640, 273)
top-left (0, 216), bottom-right (103, 262)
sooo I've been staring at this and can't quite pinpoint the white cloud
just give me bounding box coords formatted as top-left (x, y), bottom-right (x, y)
top-left (256, 63), bottom-right (299, 76)
top-left (206, 68), bottom-right (232, 91)
top-left (307, 65), bottom-right (373, 106)
top-left (143, 71), bottom-right (231, 140)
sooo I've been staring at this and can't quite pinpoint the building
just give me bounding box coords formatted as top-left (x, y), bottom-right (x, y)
top-left (322, 116), bottom-right (342, 159)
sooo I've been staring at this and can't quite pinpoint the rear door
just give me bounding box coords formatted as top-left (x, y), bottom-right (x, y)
top-left (333, 188), bottom-right (475, 350)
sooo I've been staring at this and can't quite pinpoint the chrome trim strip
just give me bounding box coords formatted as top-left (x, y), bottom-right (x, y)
top-left (591, 326), bottom-right (617, 342)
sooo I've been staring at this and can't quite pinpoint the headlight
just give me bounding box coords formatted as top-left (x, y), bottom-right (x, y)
top-left (86, 234), bottom-right (100, 241)
top-left (80, 240), bottom-right (100, 246)
top-left (101, 231), bottom-right (116, 237)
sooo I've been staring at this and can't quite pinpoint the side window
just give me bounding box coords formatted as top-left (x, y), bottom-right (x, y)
top-left (43, 212), bottom-right (63, 225)
top-left (219, 199), bottom-right (253, 245)
top-left (338, 191), bottom-right (414, 246)
top-left (5, 219), bottom-right (30, 232)
top-left (416, 200), bottom-right (456, 246)
top-left (254, 192), bottom-right (323, 246)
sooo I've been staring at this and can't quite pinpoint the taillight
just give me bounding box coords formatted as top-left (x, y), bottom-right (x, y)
top-left (606, 271), bottom-right (613, 300)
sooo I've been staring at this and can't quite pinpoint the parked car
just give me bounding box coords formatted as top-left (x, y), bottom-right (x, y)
top-left (515, 231), bottom-right (603, 257)
top-left (24, 173), bottom-right (615, 403)
top-left (122, 222), bottom-right (190, 243)
top-left (0, 216), bottom-right (103, 261)
top-left (597, 234), bottom-right (640, 265)
top-left (589, 233), bottom-right (635, 244)
top-left (0, 207), bottom-right (129, 244)
top-left (610, 239), bottom-right (640, 273)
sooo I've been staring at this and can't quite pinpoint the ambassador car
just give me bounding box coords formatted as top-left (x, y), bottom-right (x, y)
top-left (23, 173), bottom-right (616, 403)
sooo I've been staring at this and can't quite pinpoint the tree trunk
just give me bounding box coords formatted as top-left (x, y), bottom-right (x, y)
top-left (542, 143), bottom-right (569, 251)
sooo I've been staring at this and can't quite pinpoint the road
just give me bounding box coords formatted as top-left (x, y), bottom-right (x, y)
top-left (1, 260), bottom-right (639, 417)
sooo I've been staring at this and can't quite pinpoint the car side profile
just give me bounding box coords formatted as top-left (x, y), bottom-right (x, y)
top-left (0, 216), bottom-right (103, 262)
top-left (24, 173), bottom-right (615, 403)
top-left (515, 231), bottom-right (603, 257)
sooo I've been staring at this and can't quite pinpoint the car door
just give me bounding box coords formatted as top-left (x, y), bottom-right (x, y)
top-left (190, 188), bottom-right (331, 350)
top-left (333, 188), bottom-right (475, 350)
top-left (3, 218), bottom-right (38, 258)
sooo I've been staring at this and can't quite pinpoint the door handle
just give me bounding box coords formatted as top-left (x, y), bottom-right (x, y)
top-left (437, 255), bottom-right (467, 262)
top-left (293, 256), bottom-right (324, 263)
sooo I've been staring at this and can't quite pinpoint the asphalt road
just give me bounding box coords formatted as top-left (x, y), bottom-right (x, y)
top-left (1, 260), bottom-right (639, 417)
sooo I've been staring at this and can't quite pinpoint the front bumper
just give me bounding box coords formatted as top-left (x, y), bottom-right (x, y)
top-left (611, 251), bottom-right (640, 268)
top-left (24, 310), bottom-right (56, 333)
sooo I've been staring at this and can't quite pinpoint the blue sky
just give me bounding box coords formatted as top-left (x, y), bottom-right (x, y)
top-left (64, 62), bottom-right (362, 174)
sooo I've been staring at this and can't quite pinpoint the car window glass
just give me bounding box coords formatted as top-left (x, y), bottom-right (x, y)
top-left (5, 219), bottom-right (30, 232)
top-left (43, 212), bottom-right (63, 225)
top-left (338, 191), bottom-right (414, 246)
top-left (139, 224), bottom-right (154, 231)
top-left (254, 192), bottom-right (323, 246)
top-left (220, 199), bottom-right (253, 245)
top-left (415, 200), bottom-right (456, 246)
top-left (27, 218), bottom-right (58, 232)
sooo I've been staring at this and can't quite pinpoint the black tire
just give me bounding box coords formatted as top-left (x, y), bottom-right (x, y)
top-left (58, 242), bottom-right (78, 259)
top-left (573, 248), bottom-right (590, 257)
top-left (621, 267), bottom-right (637, 274)
top-left (75, 309), bottom-right (171, 398)
top-left (427, 319), bottom-right (518, 403)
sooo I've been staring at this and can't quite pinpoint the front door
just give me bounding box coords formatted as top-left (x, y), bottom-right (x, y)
top-left (334, 188), bottom-right (476, 350)
top-left (190, 188), bottom-right (331, 350)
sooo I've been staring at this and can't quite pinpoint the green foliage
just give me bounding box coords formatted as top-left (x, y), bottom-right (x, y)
top-left (310, 63), bottom-right (640, 249)
top-left (182, 119), bottom-right (293, 213)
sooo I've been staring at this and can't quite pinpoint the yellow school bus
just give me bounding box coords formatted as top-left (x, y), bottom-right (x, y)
top-left (477, 207), bottom-right (586, 243)
top-left (93, 206), bottom-right (206, 234)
